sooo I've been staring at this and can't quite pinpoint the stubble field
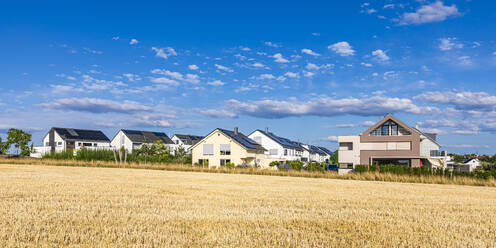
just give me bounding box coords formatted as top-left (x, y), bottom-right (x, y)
top-left (0, 164), bottom-right (495, 247)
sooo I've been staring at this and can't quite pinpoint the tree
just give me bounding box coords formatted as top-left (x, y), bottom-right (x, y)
top-left (7, 128), bottom-right (32, 156)
top-left (0, 137), bottom-right (10, 155)
top-left (174, 146), bottom-right (188, 164)
top-left (329, 150), bottom-right (338, 164)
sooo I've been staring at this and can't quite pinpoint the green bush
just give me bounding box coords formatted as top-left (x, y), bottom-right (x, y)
top-left (289, 160), bottom-right (303, 170)
top-left (269, 161), bottom-right (281, 167)
top-left (225, 162), bottom-right (235, 169)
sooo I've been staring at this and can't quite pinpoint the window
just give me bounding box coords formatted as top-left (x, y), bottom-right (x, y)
top-left (220, 144), bottom-right (231, 155)
top-left (284, 149), bottom-right (288, 156)
top-left (220, 159), bottom-right (231, 166)
top-left (381, 125), bottom-right (389, 136)
top-left (175, 140), bottom-right (179, 144)
top-left (78, 142), bottom-right (82, 146)
top-left (269, 149), bottom-right (278, 155)
top-left (82, 143), bottom-right (92, 147)
top-left (339, 142), bottom-right (353, 151)
top-left (93, 143), bottom-right (97, 147)
top-left (45, 142), bottom-right (50, 146)
top-left (198, 159), bottom-right (209, 166)
top-left (57, 142), bottom-right (62, 146)
top-left (391, 124), bottom-right (398, 136)
top-left (203, 144), bottom-right (213, 155)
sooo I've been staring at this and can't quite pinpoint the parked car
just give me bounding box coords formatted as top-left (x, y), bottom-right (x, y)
top-left (326, 164), bottom-right (339, 171)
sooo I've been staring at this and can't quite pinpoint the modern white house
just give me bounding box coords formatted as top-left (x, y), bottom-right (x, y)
top-left (32, 127), bottom-right (111, 157)
top-left (110, 129), bottom-right (174, 153)
top-left (464, 158), bottom-right (481, 171)
top-left (338, 114), bottom-right (447, 168)
top-left (317, 146), bottom-right (333, 163)
top-left (248, 128), bottom-right (303, 161)
top-left (170, 134), bottom-right (203, 154)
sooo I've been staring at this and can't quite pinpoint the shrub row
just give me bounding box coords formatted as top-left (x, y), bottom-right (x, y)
top-left (43, 148), bottom-right (192, 164)
top-left (355, 164), bottom-right (496, 180)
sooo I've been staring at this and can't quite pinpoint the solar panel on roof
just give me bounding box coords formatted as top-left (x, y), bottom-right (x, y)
top-left (67, 129), bottom-right (79, 136)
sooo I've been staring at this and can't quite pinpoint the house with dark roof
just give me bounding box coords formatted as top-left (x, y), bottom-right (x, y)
top-left (191, 127), bottom-right (268, 168)
top-left (248, 128), bottom-right (303, 161)
top-left (338, 114), bottom-right (447, 168)
top-left (41, 127), bottom-right (111, 153)
top-left (170, 134), bottom-right (204, 154)
top-left (111, 129), bottom-right (174, 152)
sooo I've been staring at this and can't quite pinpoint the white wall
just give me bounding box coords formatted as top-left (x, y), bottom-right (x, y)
top-left (420, 136), bottom-right (441, 157)
top-left (248, 130), bottom-right (301, 161)
top-left (110, 130), bottom-right (134, 152)
top-left (337, 136), bottom-right (361, 166)
top-left (42, 131), bottom-right (65, 149)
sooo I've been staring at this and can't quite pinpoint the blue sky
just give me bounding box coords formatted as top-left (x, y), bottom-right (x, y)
top-left (1, 0), bottom-right (496, 154)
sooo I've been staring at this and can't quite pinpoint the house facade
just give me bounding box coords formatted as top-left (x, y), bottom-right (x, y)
top-left (248, 128), bottom-right (303, 161)
top-left (464, 158), bottom-right (481, 171)
top-left (191, 128), bottom-right (268, 168)
top-left (34, 127), bottom-right (111, 155)
top-left (338, 114), bottom-right (446, 168)
top-left (110, 129), bottom-right (174, 153)
top-left (170, 134), bottom-right (203, 155)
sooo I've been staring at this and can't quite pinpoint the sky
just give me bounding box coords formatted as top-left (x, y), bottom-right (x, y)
top-left (1, 0), bottom-right (496, 154)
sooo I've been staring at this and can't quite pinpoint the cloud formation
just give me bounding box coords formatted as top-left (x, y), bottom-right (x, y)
top-left (226, 96), bottom-right (437, 119)
top-left (328, 42), bottom-right (355, 56)
top-left (399, 1), bottom-right (460, 25)
top-left (151, 47), bottom-right (177, 59)
top-left (39, 98), bottom-right (151, 114)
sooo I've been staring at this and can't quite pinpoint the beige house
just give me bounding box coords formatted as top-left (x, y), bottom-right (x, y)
top-left (191, 128), bottom-right (269, 168)
top-left (338, 114), bottom-right (446, 168)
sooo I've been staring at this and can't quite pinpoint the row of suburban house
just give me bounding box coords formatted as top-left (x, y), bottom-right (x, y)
top-left (33, 114), bottom-right (476, 170)
top-left (32, 127), bottom-right (333, 167)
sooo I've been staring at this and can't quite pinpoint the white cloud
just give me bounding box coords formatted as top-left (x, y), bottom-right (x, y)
top-left (252, 62), bottom-right (266, 68)
top-left (414, 91), bottom-right (496, 112)
top-left (258, 74), bottom-right (276, 80)
top-left (301, 48), bottom-right (320, 56)
top-left (320, 136), bottom-right (338, 142)
top-left (112, 37), bottom-right (120, 40)
top-left (305, 63), bottom-right (320, 70)
top-left (303, 71), bottom-right (315, 78)
top-left (39, 97), bottom-right (150, 114)
top-left (151, 47), bottom-right (177, 59)
top-left (443, 144), bottom-right (489, 149)
top-left (312, 33), bottom-right (320, 36)
top-left (276, 76), bottom-right (286, 82)
top-left (197, 109), bottom-right (237, 118)
top-left (207, 80), bottom-right (225, 86)
top-left (452, 130), bottom-right (479, 135)
top-left (361, 62), bottom-right (373, 67)
top-left (271, 53), bottom-right (289, 63)
top-left (371, 49), bottom-right (390, 61)
top-left (439, 38), bottom-right (463, 51)
top-left (264, 41), bottom-right (280, 48)
top-left (151, 69), bottom-right (199, 84)
top-left (123, 73), bottom-right (141, 82)
top-left (239, 46), bottom-right (251, 51)
top-left (399, 1), bottom-right (460, 25)
top-left (150, 77), bottom-right (180, 86)
top-left (214, 64), bottom-right (234, 72)
top-left (284, 72), bottom-right (300, 78)
top-left (493, 51), bottom-right (496, 56)
top-left (226, 96), bottom-right (437, 118)
top-left (328, 41), bottom-right (355, 56)
top-left (188, 64), bottom-right (199, 70)
top-left (458, 56), bottom-right (472, 66)
top-left (129, 39), bottom-right (139, 45)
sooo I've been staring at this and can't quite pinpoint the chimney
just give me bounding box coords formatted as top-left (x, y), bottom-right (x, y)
top-left (234, 127), bottom-right (238, 135)
top-left (265, 127), bottom-right (269, 134)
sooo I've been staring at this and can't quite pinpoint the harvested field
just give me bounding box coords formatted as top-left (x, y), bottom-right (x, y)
top-left (1, 164), bottom-right (495, 247)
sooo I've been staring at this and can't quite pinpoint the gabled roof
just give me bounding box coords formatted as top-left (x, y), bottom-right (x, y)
top-left (317, 146), bottom-right (333, 156)
top-left (121, 129), bottom-right (173, 144)
top-left (463, 158), bottom-right (479, 164)
top-left (362, 114), bottom-right (441, 147)
top-left (251, 129), bottom-right (303, 151)
top-left (308, 145), bottom-right (327, 155)
top-left (52, 127), bottom-right (110, 142)
top-left (218, 128), bottom-right (266, 151)
top-left (173, 134), bottom-right (204, 145)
